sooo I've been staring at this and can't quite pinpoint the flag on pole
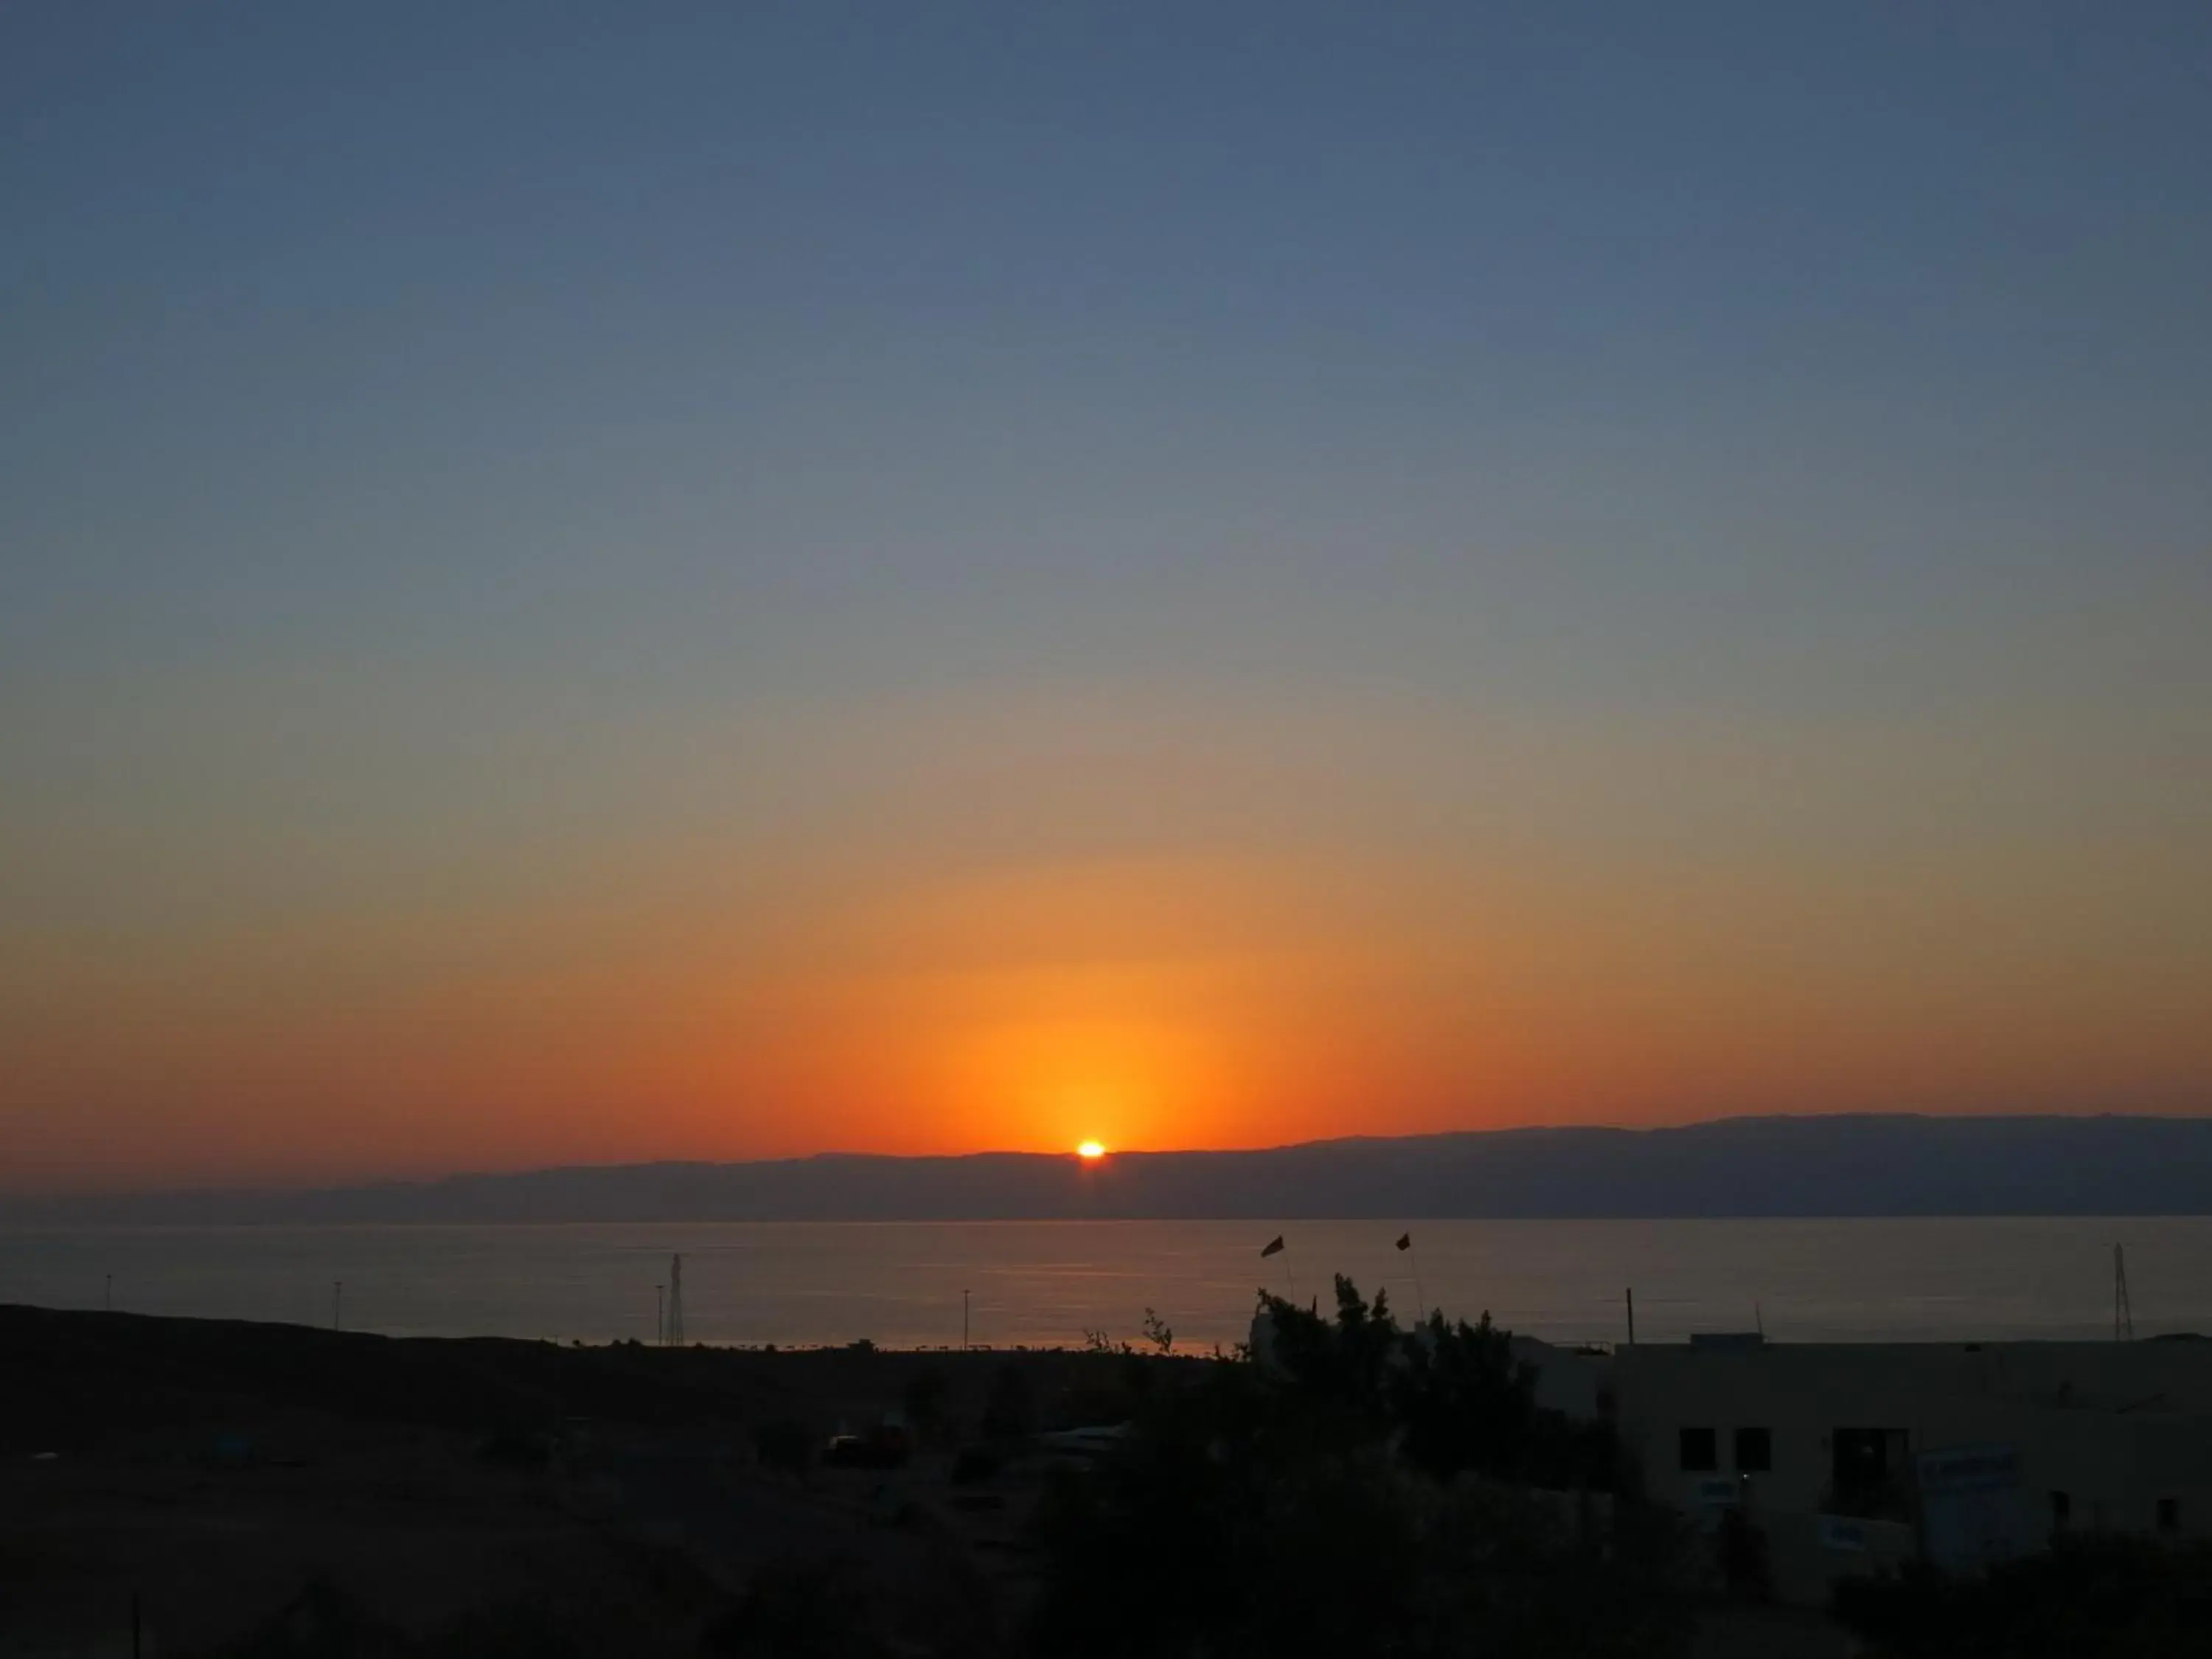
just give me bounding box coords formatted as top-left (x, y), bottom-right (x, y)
top-left (1261, 1235), bottom-right (1285, 1258)
top-left (1399, 1231), bottom-right (1425, 1321)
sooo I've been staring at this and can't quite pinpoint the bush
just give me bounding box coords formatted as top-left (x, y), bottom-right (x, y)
top-left (1253, 1277), bottom-right (1616, 1491)
top-left (754, 1418), bottom-right (813, 1475)
top-left (1832, 1536), bottom-right (2212, 1658)
top-left (200, 1584), bottom-right (594, 1659)
top-left (195, 1582), bottom-right (408, 1658)
top-left (901, 1366), bottom-right (949, 1442)
top-left (476, 1427), bottom-right (551, 1470)
top-left (1026, 1277), bottom-right (1688, 1658)
top-left (1714, 1504), bottom-right (1771, 1601)
top-left (1029, 1350), bottom-right (1688, 1658)
top-left (700, 1563), bottom-right (891, 1658)
top-left (950, 1444), bottom-right (1004, 1486)
top-left (981, 1361), bottom-right (1034, 1444)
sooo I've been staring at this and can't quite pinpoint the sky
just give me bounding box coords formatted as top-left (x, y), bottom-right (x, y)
top-left (4, 2), bottom-right (2209, 1192)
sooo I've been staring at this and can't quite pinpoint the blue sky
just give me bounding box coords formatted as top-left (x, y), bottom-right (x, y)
top-left (10, 4), bottom-right (2208, 683)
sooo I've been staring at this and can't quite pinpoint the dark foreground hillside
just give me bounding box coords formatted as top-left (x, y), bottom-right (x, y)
top-left (0, 1304), bottom-right (1173, 1657)
top-left (0, 1298), bottom-right (1880, 1658)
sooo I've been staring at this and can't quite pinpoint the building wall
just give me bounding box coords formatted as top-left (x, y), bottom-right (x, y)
top-left (1612, 1341), bottom-right (2212, 1604)
top-left (1511, 1335), bottom-right (1607, 1420)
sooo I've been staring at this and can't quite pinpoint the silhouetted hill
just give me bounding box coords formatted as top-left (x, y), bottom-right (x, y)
top-left (11, 1115), bottom-right (2212, 1224)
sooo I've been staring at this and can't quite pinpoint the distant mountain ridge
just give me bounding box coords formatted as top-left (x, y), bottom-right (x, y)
top-left (12, 1115), bottom-right (2212, 1224)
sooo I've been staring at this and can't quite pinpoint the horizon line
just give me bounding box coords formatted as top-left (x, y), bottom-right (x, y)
top-left (11, 1107), bottom-right (2208, 1205)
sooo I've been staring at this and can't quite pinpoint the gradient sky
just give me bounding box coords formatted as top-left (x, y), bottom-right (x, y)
top-left (4, 3), bottom-right (2210, 1192)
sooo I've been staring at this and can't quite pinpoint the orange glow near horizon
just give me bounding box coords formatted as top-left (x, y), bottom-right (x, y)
top-left (1076, 1140), bottom-right (1107, 1160)
top-left (6, 692), bottom-right (2212, 1196)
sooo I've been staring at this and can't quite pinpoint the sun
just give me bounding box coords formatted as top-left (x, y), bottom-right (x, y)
top-left (1076, 1141), bottom-right (1107, 1161)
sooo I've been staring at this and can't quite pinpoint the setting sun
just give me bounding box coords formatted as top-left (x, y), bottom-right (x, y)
top-left (1076, 1141), bottom-right (1107, 1161)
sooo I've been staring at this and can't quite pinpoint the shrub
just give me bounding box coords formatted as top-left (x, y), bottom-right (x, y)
top-left (1027, 1278), bottom-right (1689, 1658)
top-left (951, 1444), bottom-right (1004, 1486)
top-left (754, 1418), bottom-right (812, 1475)
top-left (902, 1365), bottom-right (950, 1442)
top-left (981, 1361), bottom-right (1034, 1444)
top-left (1832, 1536), bottom-right (2212, 1658)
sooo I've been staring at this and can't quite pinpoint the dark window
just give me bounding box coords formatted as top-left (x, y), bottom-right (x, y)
top-left (2051, 1490), bottom-right (2071, 1528)
top-left (2159, 1498), bottom-right (2180, 1534)
top-left (1832, 1427), bottom-right (1893, 1486)
top-left (1829, 1427), bottom-right (1913, 1520)
top-left (1734, 1427), bottom-right (1772, 1472)
top-left (1679, 1427), bottom-right (1717, 1471)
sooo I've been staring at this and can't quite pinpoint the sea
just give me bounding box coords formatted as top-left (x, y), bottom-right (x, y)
top-left (5, 1217), bottom-right (2208, 1352)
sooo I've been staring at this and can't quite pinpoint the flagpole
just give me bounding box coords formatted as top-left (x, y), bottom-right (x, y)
top-left (1259, 1234), bottom-right (1294, 1311)
top-left (1397, 1231), bottom-right (1425, 1324)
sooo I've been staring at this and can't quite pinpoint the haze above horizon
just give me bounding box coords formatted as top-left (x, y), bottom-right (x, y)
top-left (4, 4), bottom-right (2209, 1194)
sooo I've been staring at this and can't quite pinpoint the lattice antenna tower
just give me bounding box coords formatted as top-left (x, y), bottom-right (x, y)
top-left (667, 1253), bottom-right (686, 1346)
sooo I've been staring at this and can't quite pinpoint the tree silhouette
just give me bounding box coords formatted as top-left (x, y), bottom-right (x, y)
top-left (1031, 1278), bottom-right (1688, 1657)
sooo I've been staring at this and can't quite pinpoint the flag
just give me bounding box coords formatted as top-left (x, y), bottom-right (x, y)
top-left (1396, 1233), bottom-right (1412, 1252)
top-left (1260, 1235), bottom-right (1285, 1258)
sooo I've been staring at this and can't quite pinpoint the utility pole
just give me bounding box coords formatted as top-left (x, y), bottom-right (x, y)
top-left (1626, 1287), bottom-right (1637, 1346)
top-left (655, 1284), bottom-right (665, 1346)
top-left (2115, 1244), bottom-right (2135, 1341)
top-left (333, 1281), bottom-right (343, 1332)
top-left (963, 1289), bottom-right (970, 1352)
top-left (666, 1254), bottom-right (684, 1346)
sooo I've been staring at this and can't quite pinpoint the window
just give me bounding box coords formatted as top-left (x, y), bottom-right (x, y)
top-left (2051, 1490), bottom-right (2071, 1528)
top-left (1679, 1427), bottom-right (1717, 1472)
top-left (1734, 1426), bottom-right (1772, 1472)
top-left (1829, 1428), bottom-right (1913, 1520)
top-left (2159, 1498), bottom-right (2180, 1534)
top-left (1832, 1427), bottom-right (1896, 1485)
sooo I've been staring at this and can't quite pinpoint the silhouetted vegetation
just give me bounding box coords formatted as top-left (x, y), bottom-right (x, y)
top-left (1832, 1536), bottom-right (2212, 1658)
top-left (1248, 1276), bottom-right (1621, 1489)
top-left (950, 1444), bottom-right (1004, 1486)
top-left (4, 1304), bottom-right (1199, 1659)
top-left (476, 1427), bottom-right (554, 1470)
top-left (900, 1364), bottom-right (949, 1444)
top-left (1713, 1504), bottom-right (1771, 1601)
top-left (700, 1563), bottom-right (894, 1659)
top-left (753, 1418), bottom-right (812, 1475)
top-left (1028, 1276), bottom-right (1689, 1658)
top-left (981, 1359), bottom-right (1035, 1444)
top-left (201, 1582), bottom-right (596, 1659)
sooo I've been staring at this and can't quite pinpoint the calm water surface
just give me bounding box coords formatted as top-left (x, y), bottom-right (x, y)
top-left (4, 1218), bottom-right (2205, 1351)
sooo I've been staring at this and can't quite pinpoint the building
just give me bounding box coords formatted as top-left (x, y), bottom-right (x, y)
top-left (1610, 1336), bottom-right (2212, 1605)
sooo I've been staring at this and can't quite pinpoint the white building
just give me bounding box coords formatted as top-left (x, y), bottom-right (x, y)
top-left (1610, 1336), bottom-right (2212, 1604)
